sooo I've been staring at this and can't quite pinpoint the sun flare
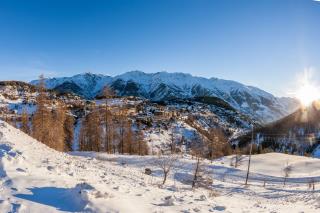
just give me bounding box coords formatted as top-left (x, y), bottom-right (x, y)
top-left (296, 84), bottom-right (319, 106)
top-left (294, 70), bottom-right (320, 106)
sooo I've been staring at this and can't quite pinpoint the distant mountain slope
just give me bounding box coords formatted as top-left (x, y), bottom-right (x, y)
top-left (30, 73), bottom-right (112, 99)
top-left (236, 102), bottom-right (320, 156)
top-left (30, 71), bottom-right (299, 123)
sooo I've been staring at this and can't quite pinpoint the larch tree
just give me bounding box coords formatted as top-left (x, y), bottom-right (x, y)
top-left (21, 109), bottom-right (30, 134)
top-left (170, 124), bottom-right (177, 154)
top-left (79, 107), bottom-right (102, 152)
top-left (103, 86), bottom-right (115, 153)
top-left (32, 74), bottom-right (52, 146)
top-left (116, 108), bottom-right (127, 154)
top-left (79, 115), bottom-right (89, 151)
top-left (135, 129), bottom-right (148, 156)
top-left (123, 120), bottom-right (133, 154)
top-left (64, 114), bottom-right (75, 152)
top-left (104, 106), bottom-right (113, 153)
top-left (207, 128), bottom-right (229, 162)
top-left (51, 103), bottom-right (67, 151)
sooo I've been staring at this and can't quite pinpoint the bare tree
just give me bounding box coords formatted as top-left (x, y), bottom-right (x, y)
top-left (231, 147), bottom-right (245, 168)
top-left (104, 106), bottom-right (113, 153)
top-left (116, 108), bottom-right (127, 154)
top-left (51, 103), bottom-right (67, 151)
top-left (79, 107), bottom-right (102, 151)
top-left (32, 74), bottom-right (52, 146)
top-left (191, 133), bottom-right (205, 188)
top-left (207, 128), bottom-right (228, 162)
top-left (135, 128), bottom-right (148, 156)
top-left (103, 86), bottom-right (115, 153)
top-left (124, 120), bottom-right (133, 154)
top-left (245, 124), bottom-right (254, 185)
top-left (192, 155), bottom-right (202, 188)
top-left (103, 86), bottom-right (115, 99)
top-left (21, 109), bottom-right (29, 134)
top-left (64, 113), bottom-right (74, 151)
top-left (155, 152), bottom-right (178, 185)
top-left (308, 178), bottom-right (316, 191)
top-left (283, 161), bottom-right (292, 186)
top-left (169, 124), bottom-right (177, 154)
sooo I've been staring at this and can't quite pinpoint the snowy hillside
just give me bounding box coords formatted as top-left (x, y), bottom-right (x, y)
top-left (30, 71), bottom-right (299, 123)
top-left (30, 73), bottom-right (112, 99)
top-left (236, 103), bottom-right (320, 156)
top-left (1, 121), bottom-right (319, 212)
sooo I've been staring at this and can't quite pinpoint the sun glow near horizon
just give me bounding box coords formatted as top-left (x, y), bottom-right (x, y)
top-left (293, 69), bottom-right (320, 107)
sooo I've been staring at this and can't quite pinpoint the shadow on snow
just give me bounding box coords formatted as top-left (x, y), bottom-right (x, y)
top-left (15, 186), bottom-right (88, 212)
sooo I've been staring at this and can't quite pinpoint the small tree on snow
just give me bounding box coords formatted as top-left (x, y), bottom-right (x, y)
top-left (192, 153), bottom-right (203, 188)
top-left (283, 161), bottom-right (292, 186)
top-left (191, 134), bottom-right (206, 189)
top-left (191, 149), bottom-right (213, 189)
top-left (155, 152), bottom-right (178, 185)
top-left (231, 147), bottom-right (245, 168)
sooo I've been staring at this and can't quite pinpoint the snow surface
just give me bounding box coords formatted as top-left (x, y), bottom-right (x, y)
top-left (1, 121), bottom-right (320, 212)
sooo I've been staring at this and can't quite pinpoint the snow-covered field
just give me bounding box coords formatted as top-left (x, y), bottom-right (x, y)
top-left (1, 121), bottom-right (320, 212)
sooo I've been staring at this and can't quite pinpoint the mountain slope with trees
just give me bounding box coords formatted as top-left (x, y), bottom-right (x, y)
top-left (235, 101), bottom-right (320, 156)
top-left (30, 71), bottom-right (299, 123)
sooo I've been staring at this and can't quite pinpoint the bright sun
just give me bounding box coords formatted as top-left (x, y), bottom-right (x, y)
top-left (294, 70), bottom-right (320, 106)
top-left (295, 84), bottom-right (319, 106)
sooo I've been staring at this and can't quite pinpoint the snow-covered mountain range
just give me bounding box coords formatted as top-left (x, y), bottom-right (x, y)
top-left (30, 71), bottom-right (299, 123)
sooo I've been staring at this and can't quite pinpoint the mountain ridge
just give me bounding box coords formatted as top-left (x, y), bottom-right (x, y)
top-left (30, 71), bottom-right (300, 123)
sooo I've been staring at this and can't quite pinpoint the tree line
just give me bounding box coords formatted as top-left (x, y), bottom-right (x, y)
top-left (79, 103), bottom-right (148, 155)
top-left (20, 75), bottom-right (74, 152)
top-left (18, 75), bottom-right (148, 155)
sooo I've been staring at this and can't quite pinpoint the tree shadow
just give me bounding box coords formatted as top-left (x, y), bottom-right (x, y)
top-left (15, 186), bottom-right (88, 212)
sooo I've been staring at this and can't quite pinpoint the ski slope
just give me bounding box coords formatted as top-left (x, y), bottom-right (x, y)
top-left (0, 121), bottom-right (319, 212)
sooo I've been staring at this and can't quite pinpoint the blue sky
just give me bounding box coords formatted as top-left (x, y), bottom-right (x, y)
top-left (0, 0), bottom-right (319, 97)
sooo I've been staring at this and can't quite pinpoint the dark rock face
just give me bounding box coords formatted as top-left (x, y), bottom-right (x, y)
top-left (53, 82), bottom-right (85, 97)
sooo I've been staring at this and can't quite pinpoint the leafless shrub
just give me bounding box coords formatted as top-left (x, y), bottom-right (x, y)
top-left (155, 152), bottom-right (178, 185)
top-left (231, 154), bottom-right (245, 168)
top-left (283, 161), bottom-right (292, 186)
top-left (308, 178), bottom-right (316, 191)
